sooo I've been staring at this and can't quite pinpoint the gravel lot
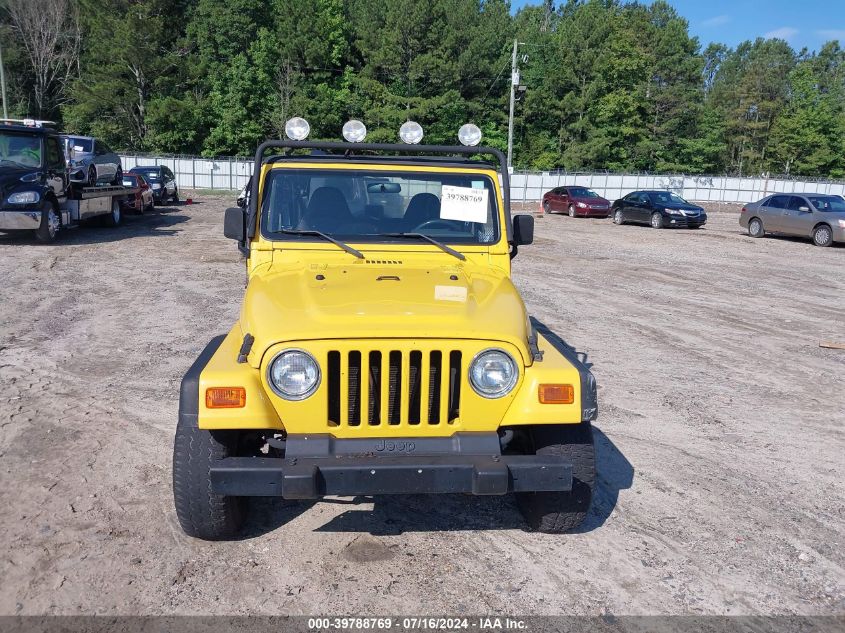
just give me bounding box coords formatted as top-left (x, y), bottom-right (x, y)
top-left (0, 196), bottom-right (843, 616)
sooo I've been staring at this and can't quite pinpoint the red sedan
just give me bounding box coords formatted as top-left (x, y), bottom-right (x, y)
top-left (121, 173), bottom-right (154, 214)
top-left (542, 186), bottom-right (611, 218)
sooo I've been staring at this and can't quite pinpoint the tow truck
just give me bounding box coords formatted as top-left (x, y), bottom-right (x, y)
top-left (0, 119), bottom-right (137, 242)
top-left (172, 118), bottom-right (599, 539)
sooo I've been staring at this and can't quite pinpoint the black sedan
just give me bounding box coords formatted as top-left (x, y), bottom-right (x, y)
top-left (612, 190), bottom-right (706, 229)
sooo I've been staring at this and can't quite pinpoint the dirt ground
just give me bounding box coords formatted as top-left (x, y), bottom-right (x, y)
top-left (0, 195), bottom-right (843, 616)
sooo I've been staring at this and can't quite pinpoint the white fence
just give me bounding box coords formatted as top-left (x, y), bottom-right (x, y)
top-left (510, 172), bottom-right (845, 204)
top-left (120, 154), bottom-right (845, 204)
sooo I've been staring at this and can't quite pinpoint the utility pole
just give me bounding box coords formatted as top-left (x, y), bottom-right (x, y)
top-left (506, 38), bottom-right (518, 171)
top-left (0, 39), bottom-right (8, 120)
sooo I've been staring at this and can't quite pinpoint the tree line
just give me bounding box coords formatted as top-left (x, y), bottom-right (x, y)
top-left (3, 0), bottom-right (845, 177)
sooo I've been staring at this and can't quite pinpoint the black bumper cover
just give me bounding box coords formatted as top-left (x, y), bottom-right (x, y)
top-left (210, 434), bottom-right (573, 499)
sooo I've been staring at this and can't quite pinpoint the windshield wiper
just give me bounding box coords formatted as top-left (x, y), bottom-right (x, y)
top-left (379, 232), bottom-right (466, 261)
top-left (278, 228), bottom-right (364, 259)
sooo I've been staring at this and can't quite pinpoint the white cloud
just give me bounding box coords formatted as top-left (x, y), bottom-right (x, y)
top-left (702, 15), bottom-right (731, 28)
top-left (765, 27), bottom-right (799, 41)
top-left (817, 29), bottom-right (845, 40)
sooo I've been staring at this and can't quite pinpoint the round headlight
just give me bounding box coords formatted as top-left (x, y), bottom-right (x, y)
top-left (267, 349), bottom-right (320, 400)
top-left (342, 119), bottom-right (367, 143)
top-left (458, 123), bottom-right (482, 146)
top-left (469, 349), bottom-right (518, 398)
top-left (399, 121), bottom-right (423, 144)
top-left (284, 117), bottom-right (310, 141)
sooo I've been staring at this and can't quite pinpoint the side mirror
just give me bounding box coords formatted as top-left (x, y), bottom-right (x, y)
top-left (513, 214), bottom-right (534, 246)
top-left (224, 207), bottom-right (246, 241)
top-left (798, 206), bottom-right (810, 213)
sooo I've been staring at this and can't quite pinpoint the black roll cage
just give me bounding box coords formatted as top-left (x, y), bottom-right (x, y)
top-left (246, 140), bottom-right (512, 250)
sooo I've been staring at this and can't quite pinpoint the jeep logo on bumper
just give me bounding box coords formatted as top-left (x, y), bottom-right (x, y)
top-left (375, 439), bottom-right (416, 453)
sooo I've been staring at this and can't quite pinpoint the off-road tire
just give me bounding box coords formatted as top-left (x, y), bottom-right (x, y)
top-left (748, 217), bottom-right (765, 238)
top-left (568, 205), bottom-right (576, 218)
top-left (813, 224), bottom-right (833, 247)
top-left (35, 201), bottom-right (60, 243)
top-left (651, 212), bottom-right (664, 229)
top-left (172, 416), bottom-right (246, 540)
top-left (515, 422), bottom-right (595, 533)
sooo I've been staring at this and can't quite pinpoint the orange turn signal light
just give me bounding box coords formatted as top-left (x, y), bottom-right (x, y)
top-left (206, 387), bottom-right (246, 409)
top-left (538, 384), bottom-right (574, 404)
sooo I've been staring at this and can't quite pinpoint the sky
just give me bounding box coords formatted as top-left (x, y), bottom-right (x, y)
top-left (512, 0), bottom-right (845, 53)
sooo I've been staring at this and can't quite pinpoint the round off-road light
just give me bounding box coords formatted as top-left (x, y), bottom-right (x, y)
top-left (458, 123), bottom-right (482, 146)
top-left (342, 119), bottom-right (367, 142)
top-left (399, 121), bottom-right (424, 144)
top-left (469, 349), bottom-right (518, 399)
top-left (284, 117), bottom-right (310, 141)
top-left (267, 349), bottom-right (320, 400)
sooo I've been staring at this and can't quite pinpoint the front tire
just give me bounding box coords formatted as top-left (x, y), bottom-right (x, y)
top-left (87, 166), bottom-right (97, 188)
top-left (172, 417), bottom-right (246, 540)
top-left (813, 224), bottom-right (833, 247)
top-left (613, 209), bottom-right (624, 225)
top-left (748, 217), bottom-right (765, 238)
top-left (514, 422), bottom-right (595, 533)
top-left (568, 205), bottom-right (576, 218)
top-left (543, 200), bottom-right (551, 214)
top-left (651, 212), bottom-right (664, 229)
top-left (35, 201), bottom-right (60, 243)
top-left (172, 187), bottom-right (179, 203)
top-left (111, 167), bottom-right (123, 186)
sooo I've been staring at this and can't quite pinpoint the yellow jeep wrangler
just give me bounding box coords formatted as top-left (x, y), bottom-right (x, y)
top-left (172, 121), bottom-right (598, 539)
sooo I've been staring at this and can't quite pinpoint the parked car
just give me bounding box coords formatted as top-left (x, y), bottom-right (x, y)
top-left (612, 190), bottom-right (706, 229)
top-left (121, 173), bottom-right (154, 214)
top-left (127, 165), bottom-right (178, 203)
top-left (740, 193), bottom-right (845, 247)
top-left (542, 186), bottom-right (611, 217)
top-left (61, 135), bottom-right (122, 187)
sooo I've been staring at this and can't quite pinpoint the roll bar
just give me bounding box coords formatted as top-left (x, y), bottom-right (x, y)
top-left (245, 140), bottom-right (512, 247)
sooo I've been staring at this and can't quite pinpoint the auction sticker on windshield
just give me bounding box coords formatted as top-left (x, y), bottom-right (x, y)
top-left (440, 185), bottom-right (488, 223)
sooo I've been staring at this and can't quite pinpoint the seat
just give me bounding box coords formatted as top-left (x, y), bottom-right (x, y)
top-left (403, 193), bottom-right (441, 229)
top-left (298, 187), bottom-right (354, 232)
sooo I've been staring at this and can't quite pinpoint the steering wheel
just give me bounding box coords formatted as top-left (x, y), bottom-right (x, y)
top-left (414, 219), bottom-right (461, 231)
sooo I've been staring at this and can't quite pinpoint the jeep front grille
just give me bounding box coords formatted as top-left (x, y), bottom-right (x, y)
top-left (327, 348), bottom-right (461, 427)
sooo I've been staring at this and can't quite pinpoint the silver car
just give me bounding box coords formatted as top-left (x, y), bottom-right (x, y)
top-left (61, 135), bottom-right (122, 187)
top-left (740, 193), bottom-right (845, 247)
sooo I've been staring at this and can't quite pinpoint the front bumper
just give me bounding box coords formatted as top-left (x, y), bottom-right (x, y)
top-left (0, 209), bottom-right (41, 230)
top-left (210, 432), bottom-right (573, 498)
top-left (665, 213), bottom-right (706, 228)
top-left (577, 207), bottom-right (610, 217)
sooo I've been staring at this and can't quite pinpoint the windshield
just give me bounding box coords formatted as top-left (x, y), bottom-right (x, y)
top-left (64, 136), bottom-right (93, 154)
top-left (132, 168), bottom-right (160, 180)
top-left (649, 191), bottom-right (689, 205)
top-left (569, 187), bottom-right (600, 199)
top-left (808, 195), bottom-right (845, 212)
top-left (260, 167), bottom-right (500, 245)
top-left (0, 131), bottom-right (42, 168)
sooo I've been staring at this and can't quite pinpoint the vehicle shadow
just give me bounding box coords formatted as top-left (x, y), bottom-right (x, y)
top-left (0, 208), bottom-right (189, 246)
top-left (239, 426), bottom-right (633, 538)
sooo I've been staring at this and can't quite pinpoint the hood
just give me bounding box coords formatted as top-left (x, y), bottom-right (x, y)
top-left (572, 195), bottom-right (609, 205)
top-left (0, 166), bottom-right (42, 201)
top-left (662, 202), bottom-right (702, 211)
top-left (240, 261), bottom-right (532, 366)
